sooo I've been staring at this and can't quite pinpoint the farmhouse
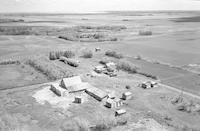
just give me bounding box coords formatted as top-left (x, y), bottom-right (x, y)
top-left (86, 86), bottom-right (108, 101)
top-left (106, 98), bottom-right (115, 108)
top-left (50, 83), bottom-right (67, 97)
top-left (60, 76), bottom-right (82, 89)
top-left (114, 98), bottom-right (123, 107)
top-left (105, 98), bottom-right (123, 108)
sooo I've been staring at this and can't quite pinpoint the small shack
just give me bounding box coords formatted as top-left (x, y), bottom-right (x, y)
top-left (115, 109), bottom-right (126, 116)
top-left (50, 83), bottom-right (67, 97)
top-left (86, 86), bottom-right (108, 101)
top-left (122, 92), bottom-right (132, 100)
top-left (60, 76), bottom-right (82, 89)
top-left (74, 96), bottom-right (84, 104)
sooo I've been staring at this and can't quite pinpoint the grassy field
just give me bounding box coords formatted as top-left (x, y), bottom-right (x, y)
top-left (0, 11), bottom-right (200, 131)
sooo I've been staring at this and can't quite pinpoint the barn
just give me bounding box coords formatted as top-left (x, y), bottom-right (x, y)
top-left (86, 86), bottom-right (108, 101)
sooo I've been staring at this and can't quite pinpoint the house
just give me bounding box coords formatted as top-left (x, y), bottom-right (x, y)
top-left (115, 109), bottom-right (126, 116)
top-left (122, 92), bottom-right (132, 100)
top-left (106, 98), bottom-right (115, 108)
top-left (74, 96), bottom-right (84, 104)
top-left (86, 86), bottom-right (108, 101)
top-left (50, 83), bottom-right (67, 97)
top-left (67, 82), bottom-right (90, 93)
top-left (105, 98), bottom-right (123, 108)
top-left (60, 76), bottom-right (82, 89)
top-left (114, 98), bottom-right (123, 107)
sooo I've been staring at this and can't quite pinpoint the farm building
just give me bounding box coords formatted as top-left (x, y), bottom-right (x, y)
top-left (106, 98), bottom-right (115, 108)
top-left (60, 76), bottom-right (82, 89)
top-left (115, 98), bottom-right (123, 107)
top-left (50, 83), bottom-right (67, 97)
top-left (74, 96), bottom-right (84, 104)
top-left (122, 92), bottom-right (132, 100)
top-left (106, 98), bottom-right (123, 108)
top-left (141, 81), bottom-right (158, 89)
top-left (94, 65), bottom-right (106, 73)
top-left (95, 47), bottom-right (101, 52)
top-left (86, 86), bottom-right (108, 101)
top-left (115, 109), bottom-right (126, 116)
top-left (67, 82), bottom-right (90, 93)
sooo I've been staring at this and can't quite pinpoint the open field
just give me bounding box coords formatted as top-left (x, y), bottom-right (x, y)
top-left (0, 11), bottom-right (200, 131)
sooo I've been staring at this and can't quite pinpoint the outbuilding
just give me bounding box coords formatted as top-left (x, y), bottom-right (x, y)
top-left (60, 76), bottom-right (82, 89)
top-left (106, 98), bottom-right (115, 108)
top-left (122, 92), bottom-right (132, 100)
top-left (115, 109), bottom-right (126, 116)
top-left (86, 86), bottom-right (108, 101)
top-left (67, 82), bottom-right (90, 93)
top-left (74, 96), bottom-right (84, 104)
top-left (50, 83), bottom-right (67, 97)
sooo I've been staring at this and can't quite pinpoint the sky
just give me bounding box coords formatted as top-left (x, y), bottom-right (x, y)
top-left (0, 0), bottom-right (200, 13)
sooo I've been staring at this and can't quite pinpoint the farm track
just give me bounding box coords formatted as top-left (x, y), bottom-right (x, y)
top-left (159, 83), bottom-right (200, 100)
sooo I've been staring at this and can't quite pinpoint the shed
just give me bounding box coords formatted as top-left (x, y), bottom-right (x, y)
top-left (74, 96), bottom-right (84, 104)
top-left (115, 109), bottom-right (126, 116)
top-left (60, 76), bottom-right (82, 89)
top-left (50, 83), bottom-right (67, 97)
top-left (86, 86), bottom-right (108, 101)
top-left (67, 82), bottom-right (90, 93)
top-left (122, 92), bottom-right (132, 100)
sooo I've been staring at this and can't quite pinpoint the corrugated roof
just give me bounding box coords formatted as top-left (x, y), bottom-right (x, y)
top-left (86, 86), bottom-right (108, 99)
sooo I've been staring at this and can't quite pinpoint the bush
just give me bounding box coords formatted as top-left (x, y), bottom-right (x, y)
top-left (49, 51), bottom-right (63, 60)
top-left (116, 60), bottom-right (138, 73)
top-left (95, 113), bottom-right (117, 130)
top-left (139, 30), bottom-right (152, 36)
top-left (105, 50), bottom-right (123, 59)
top-left (82, 50), bottom-right (93, 58)
top-left (63, 50), bottom-right (75, 58)
top-left (49, 50), bottom-right (75, 60)
top-left (99, 58), bottom-right (110, 65)
top-left (137, 72), bottom-right (158, 80)
top-left (26, 57), bottom-right (73, 80)
top-left (61, 117), bottom-right (89, 131)
top-left (0, 59), bottom-right (20, 65)
top-left (58, 34), bottom-right (79, 41)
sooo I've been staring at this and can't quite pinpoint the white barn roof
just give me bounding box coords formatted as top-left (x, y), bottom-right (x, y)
top-left (61, 76), bottom-right (82, 89)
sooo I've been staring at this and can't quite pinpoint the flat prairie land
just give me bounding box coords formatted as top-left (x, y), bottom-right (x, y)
top-left (0, 12), bottom-right (200, 131)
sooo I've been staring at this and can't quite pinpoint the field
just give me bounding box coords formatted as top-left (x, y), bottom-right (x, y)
top-left (0, 11), bottom-right (200, 131)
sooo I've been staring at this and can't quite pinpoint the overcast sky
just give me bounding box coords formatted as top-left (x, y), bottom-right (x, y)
top-left (0, 0), bottom-right (200, 13)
